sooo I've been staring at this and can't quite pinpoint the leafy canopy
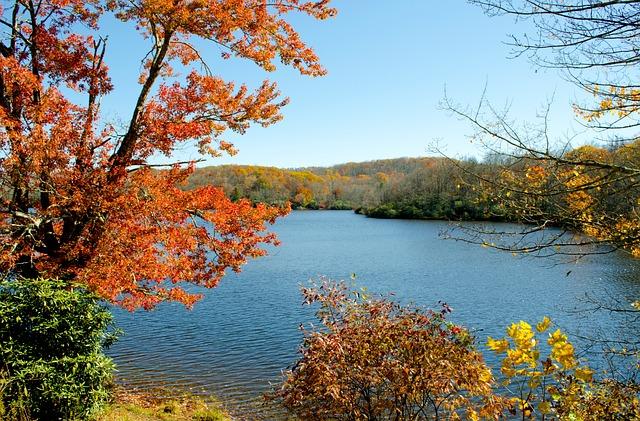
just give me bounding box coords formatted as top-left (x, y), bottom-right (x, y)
top-left (0, 0), bottom-right (335, 309)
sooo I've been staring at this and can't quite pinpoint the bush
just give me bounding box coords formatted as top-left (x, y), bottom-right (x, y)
top-left (0, 278), bottom-right (119, 420)
top-left (326, 200), bottom-right (353, 210)
top-left (269, 279), bottom-right (507, 420)
top-left (488, 318), bottom-right (640, 419)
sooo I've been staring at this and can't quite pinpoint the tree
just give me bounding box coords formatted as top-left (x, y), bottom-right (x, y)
top-left (438, 0), bottom-right (640, 373)
top-left (436, 1), bottom-right (640, 278)
top-left (470, 0), bottom-right (640, 141)
top-left (270, 280), bottom-right (507, 420)
top-left (438, 1), bottom-right (640, 259)
top-left (0, 0), bottom-right (335, 309)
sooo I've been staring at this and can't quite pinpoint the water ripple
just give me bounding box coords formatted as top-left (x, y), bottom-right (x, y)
top-left (108, 211), bottom-right (640, 419)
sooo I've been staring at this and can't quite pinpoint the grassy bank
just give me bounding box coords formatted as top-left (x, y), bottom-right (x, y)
top-left (97, 387), bottom-right (231, 421)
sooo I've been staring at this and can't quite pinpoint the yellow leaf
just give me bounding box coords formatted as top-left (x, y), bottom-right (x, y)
top-left (538, 401), bottom-right (552, 415)
top-left (575, 366), bottom-right (594, 383)
top-left (487, 336), bottom-right (510, 353)
top-left (536, 316), bottom-right (552, 333)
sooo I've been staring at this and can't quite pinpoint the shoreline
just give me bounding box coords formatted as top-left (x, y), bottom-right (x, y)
top-left (97, 385), bottom-right (232, 421)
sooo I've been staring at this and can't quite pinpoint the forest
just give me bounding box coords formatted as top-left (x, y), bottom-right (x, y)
top-left (186, 157), bottom-right (500, 220)
top-left (188, 139), bottom-right (640, 238)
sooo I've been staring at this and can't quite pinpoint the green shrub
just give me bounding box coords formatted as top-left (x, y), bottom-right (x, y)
top-left (0, 278), bottom-right (119, 420)
top-left (327, 200), bottom-right (353, 210)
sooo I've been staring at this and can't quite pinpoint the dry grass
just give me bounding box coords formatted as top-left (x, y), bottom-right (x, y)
top-left (96, 387), bottom-right (231, 421)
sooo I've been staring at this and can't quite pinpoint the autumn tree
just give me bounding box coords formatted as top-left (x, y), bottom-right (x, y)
top-left (438, 0), bottom-right (640, 258)
top-left (437, 0), bottom-right (640, 376)
top-left (451, 1), bottom-right (640, 255)
top-left (470, 0), bottom-right (640, 140)
top-left (0, 0), bottom-right (335, 309)
top-left (445, 1), bottom-right (640, 252)
top-left (270, 279), bottom-right (507, 420)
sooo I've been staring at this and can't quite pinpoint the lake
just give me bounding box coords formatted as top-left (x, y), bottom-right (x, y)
top-left (109, 210), bottom-right (640, 418)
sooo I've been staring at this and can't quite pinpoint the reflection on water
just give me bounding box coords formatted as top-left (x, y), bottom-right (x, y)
top-left (108, 211), bottom-right (640, 419)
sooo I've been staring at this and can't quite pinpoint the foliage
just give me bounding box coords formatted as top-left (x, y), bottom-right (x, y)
top-left (445, 142), bottom-right (640, 257)
top-left (269, 280), bottom-right (506, 420)
top-left (185, 159), bottom-right (442, 210)
top-left (0, 278), bottom-right (118, 420)
top-left (437, 4), bottom-right (640, 417)
top-left (187, 157), bottom-right (504, 220)
top-left (0, 0), bottom-right (335, 309)
top-left (454, 1), bottom-right (640, 257)
top-left (487, 317), bottom-right (640, 420)
top-left (446, 0), bottom-right (640, 368)
top-left (431, 1), bottom-right (640, 267)
top-left (273, 282), bottom-right (640, 420)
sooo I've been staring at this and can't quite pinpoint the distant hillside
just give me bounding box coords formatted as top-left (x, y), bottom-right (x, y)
top-left (186, 157), bottom-right (498, 220)
top-left (187, 157), bottom-right (443, 210)
top-left (298, 157), bottom-right (442, 177)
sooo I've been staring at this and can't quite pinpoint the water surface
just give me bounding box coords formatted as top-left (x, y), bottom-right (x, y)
top-left (109, 211), bottom-right (640, 418)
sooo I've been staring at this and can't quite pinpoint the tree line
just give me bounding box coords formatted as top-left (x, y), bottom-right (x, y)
top-left (189, 138), bottom-right (640, 255)
top-left (186, 157), bottom-right (501, 220)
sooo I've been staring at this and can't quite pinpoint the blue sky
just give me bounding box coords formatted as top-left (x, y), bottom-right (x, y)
top-left (98, 1), bottom-right (589, 168)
